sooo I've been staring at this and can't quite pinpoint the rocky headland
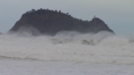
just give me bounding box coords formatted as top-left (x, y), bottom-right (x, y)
top-left (9, 9), bottom-right (114, 36)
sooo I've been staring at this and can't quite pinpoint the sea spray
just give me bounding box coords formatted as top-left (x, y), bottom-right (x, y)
top-left (0, 31), bottom-right (134, 64)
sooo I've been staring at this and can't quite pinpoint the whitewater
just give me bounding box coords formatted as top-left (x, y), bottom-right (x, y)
top-left (0, 31), bottom-right (134, 75)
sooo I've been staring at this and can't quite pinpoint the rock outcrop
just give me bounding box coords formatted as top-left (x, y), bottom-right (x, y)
top-left (9, 9), bottom-right (114, 35)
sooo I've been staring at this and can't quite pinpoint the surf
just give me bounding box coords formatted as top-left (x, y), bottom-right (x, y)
top-left (0, 31), bottom-right (133, 65)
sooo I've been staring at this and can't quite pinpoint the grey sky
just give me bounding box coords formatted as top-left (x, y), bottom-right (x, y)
top-left (0, 0), bottom-right (134, 35)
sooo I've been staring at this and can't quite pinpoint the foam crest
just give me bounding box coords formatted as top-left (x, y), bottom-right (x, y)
top-left (52, 31), bottom-right (114, 45)
top-left (0, 32), bottom-right (134, 65)
top-left (99, 36), bottom-right (134, 46)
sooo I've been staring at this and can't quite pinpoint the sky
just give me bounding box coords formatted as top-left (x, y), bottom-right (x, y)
top-left (0, 0), bottom-right (134, 35)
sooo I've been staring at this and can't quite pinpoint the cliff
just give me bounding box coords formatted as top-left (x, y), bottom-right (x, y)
top-left (9, 9), bottom-right (114, 35)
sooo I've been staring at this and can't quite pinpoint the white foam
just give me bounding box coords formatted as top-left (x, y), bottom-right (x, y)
top-left (0, 31), bottom-right (134, 64)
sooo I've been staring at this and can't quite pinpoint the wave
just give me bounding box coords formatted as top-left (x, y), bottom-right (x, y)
top-left (0, 31), bottom-right (134, 65)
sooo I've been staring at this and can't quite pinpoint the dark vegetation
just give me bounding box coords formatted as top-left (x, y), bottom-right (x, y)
top-left (9, 8), bottom-right (114, 35)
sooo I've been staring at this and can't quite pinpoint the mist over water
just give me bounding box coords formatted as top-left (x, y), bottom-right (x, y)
top-left (0, 31), bottom-right (134, 65)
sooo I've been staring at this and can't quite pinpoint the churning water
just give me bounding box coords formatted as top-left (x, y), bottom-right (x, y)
top-left (0, 31), bottom-right (134, 75)
top-left (0, 31), bottom-right (134, 65)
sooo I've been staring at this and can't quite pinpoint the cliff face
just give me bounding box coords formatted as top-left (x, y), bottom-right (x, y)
top-left (9, 9), bottom-right (114, 35)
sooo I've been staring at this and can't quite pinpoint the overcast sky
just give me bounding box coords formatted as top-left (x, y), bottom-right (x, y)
top-left (0, 0), bottom-right (134, 35)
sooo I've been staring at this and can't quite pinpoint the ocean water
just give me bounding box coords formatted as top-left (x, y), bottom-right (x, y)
top-left (0, 31), bottom-right (134, 75)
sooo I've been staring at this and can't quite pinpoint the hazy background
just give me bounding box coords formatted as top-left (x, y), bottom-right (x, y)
top-left (0, 0), bottom-right (134, 36)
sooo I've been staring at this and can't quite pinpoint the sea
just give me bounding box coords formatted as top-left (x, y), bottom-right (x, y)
top-left (0, 31), bottom-right (134, 75)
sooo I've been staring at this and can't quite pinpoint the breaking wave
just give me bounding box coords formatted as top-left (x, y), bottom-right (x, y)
top-left (0, 31), bottom-right (134, 65)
